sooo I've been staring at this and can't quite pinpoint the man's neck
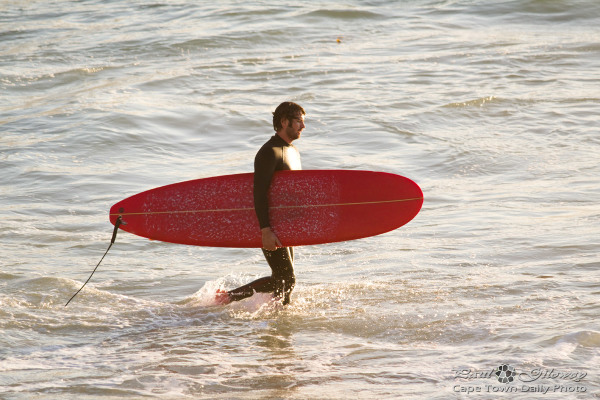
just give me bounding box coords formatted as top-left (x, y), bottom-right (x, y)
top-left (276, 131), bottom-right (292, 144)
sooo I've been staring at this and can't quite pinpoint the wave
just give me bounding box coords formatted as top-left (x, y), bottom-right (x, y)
top-left (303, 8), bottom-right (385, 20)
top-left (556, 330), bottom-right (600, 348)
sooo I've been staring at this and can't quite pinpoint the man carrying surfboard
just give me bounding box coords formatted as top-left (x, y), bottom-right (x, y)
top-left (216, 101), bottom-right (306, 305)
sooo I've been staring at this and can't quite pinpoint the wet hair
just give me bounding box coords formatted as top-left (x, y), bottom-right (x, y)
top-left (272, 101), bottom-right (305, 132)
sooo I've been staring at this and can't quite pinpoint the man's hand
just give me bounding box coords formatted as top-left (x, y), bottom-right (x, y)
top-left (261, 227), bottom-right (282, 251)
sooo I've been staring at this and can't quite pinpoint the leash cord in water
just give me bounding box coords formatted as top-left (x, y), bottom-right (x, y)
top-left (65, 216), bottom-right (122, 307)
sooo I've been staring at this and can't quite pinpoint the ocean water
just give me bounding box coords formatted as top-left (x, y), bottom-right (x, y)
top-left (1, 0), bottom-right (599, 398)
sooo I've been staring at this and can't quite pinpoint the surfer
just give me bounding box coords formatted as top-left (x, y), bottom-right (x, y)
top-left (216, 101), bottom-right (306, 305)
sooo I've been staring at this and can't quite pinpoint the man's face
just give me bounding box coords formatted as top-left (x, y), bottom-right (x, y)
top-left (282, 113), bottom-right (305, 142)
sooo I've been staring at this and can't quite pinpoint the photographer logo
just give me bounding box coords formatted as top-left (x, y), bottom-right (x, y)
top-left (453, 364), bottom-right (587, 395)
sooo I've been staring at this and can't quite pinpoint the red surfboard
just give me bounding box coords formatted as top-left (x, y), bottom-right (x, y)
top-left (109, 170), bottom-right (423, 248)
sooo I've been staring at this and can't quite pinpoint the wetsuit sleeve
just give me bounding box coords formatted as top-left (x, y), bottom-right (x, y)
top-left (254, 146), bottom-right (277, 229)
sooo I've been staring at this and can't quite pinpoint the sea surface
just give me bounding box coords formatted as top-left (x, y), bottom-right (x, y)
top-left (1, 1), bottom-right (599, 398)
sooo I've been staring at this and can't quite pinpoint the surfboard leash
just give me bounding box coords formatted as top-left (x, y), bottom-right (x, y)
top-left (65, 216), bottom-right (123, 307)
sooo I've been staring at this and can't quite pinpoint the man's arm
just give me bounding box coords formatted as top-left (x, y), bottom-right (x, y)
top-left (254, 146), bottom-right (281, 250)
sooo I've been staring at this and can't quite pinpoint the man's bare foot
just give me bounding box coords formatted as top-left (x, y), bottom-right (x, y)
top-left (215, 289), bottom-right (231, 305)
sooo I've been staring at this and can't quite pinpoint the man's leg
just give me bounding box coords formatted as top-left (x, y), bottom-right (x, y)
top-left (225, 276), bottom-right (274, 302)
top-left (218, 247), bottom-right (295, 304)
top-left (262, 247), bottom-right (295, 305)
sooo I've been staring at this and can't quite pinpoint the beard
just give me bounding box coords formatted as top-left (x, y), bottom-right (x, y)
top-left (285, 125), bottom-right (302, 141)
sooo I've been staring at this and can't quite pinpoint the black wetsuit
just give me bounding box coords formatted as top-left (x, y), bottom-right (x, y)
top-left (227, 134), bottom-right (301, 304)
